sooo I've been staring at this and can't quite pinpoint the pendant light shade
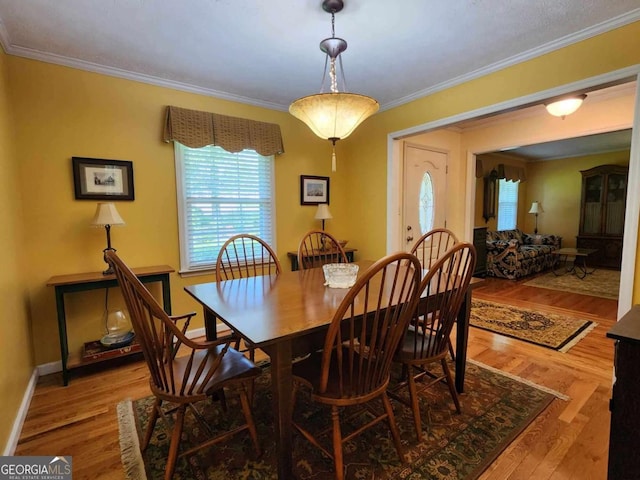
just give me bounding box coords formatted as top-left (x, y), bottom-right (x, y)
top-left (289, 0), bottom-right (379, 171)
top-left (289, 92), bottom-right (379, 140)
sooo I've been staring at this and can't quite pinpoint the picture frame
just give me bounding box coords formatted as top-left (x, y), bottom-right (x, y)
top-left (300, 175), bottom-right (330, 205)
top-left (72, 157), bottom-right (135, 201)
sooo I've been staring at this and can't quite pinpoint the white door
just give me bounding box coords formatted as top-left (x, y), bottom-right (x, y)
top-left (402, 142), bottom-right (448, 254)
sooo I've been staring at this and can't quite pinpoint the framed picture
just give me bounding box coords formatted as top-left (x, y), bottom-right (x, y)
top-left (72, 157), bottom-right (135, 200)
top-left (300, 175), bottom-right (330, 205)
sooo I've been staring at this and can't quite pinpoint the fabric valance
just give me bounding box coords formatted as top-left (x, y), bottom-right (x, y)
top-left (163, 106), bottom-right (285, 156)
top-left (497, 163), bottom-right (527, 182)
top-left (476, 157), bottom-right (526, 182)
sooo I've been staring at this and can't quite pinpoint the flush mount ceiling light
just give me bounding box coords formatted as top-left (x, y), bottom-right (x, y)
top-left (545, 94), bottom-right (587, 119)
top-left (289, 0), bottom-right (379, 172)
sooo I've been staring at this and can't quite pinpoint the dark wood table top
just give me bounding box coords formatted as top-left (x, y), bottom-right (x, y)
top-left (185, 259), bottom-right (482, 480)
top-left (185, 260), bottom-right (373, 347)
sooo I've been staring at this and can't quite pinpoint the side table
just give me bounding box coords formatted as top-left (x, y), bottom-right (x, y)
top-left (551, 247), bottom-right (597, 279)
top-left (286, 247), bottom-right (357, 271)
top-left (47, 265), bottom-right (174, 385)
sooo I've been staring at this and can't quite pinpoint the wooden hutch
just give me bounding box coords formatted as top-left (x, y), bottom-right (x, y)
top-left (576, 164), bottom-right (628, 269)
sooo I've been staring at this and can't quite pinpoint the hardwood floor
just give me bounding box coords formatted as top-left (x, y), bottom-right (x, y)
top-left (15, 274), bottom-right (618, 479)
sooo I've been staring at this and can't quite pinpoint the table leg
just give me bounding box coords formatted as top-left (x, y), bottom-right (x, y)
top-left (455, 287), bottom-right (472, 393)
top-left (203, 307), bottom-right (218, 340)
top-left (161, 274), bottom-right (172, 314)
top-left (54, 287), bottom-right (70, 386)
top-left (575, 255), bottom-right (596, 279)
top-left (553, 254), bottom-right (568, 276)
top-left (264, 340), bottom-right (294, 479)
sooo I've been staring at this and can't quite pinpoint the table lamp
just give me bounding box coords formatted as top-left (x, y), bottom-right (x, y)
top-left (315, 203), bottom-right (333, 231)
top-left (91, 202), bottom-right (125, 275)
top-left (528, 201), bottom-right (544, 235)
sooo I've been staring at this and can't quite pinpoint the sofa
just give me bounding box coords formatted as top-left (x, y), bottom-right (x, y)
top-left (486, 228), bottom-right (562, 280)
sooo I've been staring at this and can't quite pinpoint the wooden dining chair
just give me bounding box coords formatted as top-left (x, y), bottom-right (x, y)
top-left (392, 242), bottom-right (476, 441)
top-left (216, 233), bottom-right (282, 281)
top-left (105, 251), bottom-right (261, 480)
top-left (410, 227), bottom-right (459, 268)
top-left (291, 252), bottom-right (422, 480)
top-left (297, 230), bottom-right (348, 270)
top-left (215, 233), bottom-right (282, 360)
top-left (410, 227), bottom-right (459, 360)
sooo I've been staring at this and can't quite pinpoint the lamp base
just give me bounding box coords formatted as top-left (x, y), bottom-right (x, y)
top-left (102, 247), bottom-right (117, 275)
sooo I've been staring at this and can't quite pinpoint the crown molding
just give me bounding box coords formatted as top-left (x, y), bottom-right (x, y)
top-left (381, 9), bottom-right (640, 111)
top-left (1, 42), bottom-right (288, 111)
top-left (0, 9), bottom-right (638, 112)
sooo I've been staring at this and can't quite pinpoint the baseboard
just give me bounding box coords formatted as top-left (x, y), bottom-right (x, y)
top-left (3, 368), bottom-right (39, 455)
top-left (38, 360), bottom-right (62, 376)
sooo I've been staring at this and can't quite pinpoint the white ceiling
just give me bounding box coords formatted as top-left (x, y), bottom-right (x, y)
top-left (0, 0), bottom-right (639, 111)
top-left (502, 129), bottom-right (633, 161)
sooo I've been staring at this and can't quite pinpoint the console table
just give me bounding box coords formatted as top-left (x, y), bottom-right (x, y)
top-left (47, 265), bottom-right (174, 385)
top-left (286, 247), bottom-right (357, 271)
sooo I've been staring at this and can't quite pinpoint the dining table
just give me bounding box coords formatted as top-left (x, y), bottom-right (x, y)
top-left (184, 260), bottom-right (483, 479)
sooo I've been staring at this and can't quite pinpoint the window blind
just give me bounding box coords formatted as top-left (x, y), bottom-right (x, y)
top-left (497, 179), bottom-right (519, 231)
top-left (176, 144), bottom-right (275, 272)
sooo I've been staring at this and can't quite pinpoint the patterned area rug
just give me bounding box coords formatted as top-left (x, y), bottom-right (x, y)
top-left (523, 268), bottom-right (619, 299)
top-left (470, 299), bottom-right (597, 352)
top-left (118, 362), bottom-right (559, 480)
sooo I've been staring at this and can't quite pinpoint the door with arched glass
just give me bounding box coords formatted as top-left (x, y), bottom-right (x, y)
top-left (402, 143), bottom-right (448, 253)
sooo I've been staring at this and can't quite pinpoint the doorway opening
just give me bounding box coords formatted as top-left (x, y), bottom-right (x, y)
top-left (386, 68), bottom-right (640, 319)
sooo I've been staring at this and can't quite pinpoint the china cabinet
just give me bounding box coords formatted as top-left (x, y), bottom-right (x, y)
top-left (576, 164), bottom-right (628, 269)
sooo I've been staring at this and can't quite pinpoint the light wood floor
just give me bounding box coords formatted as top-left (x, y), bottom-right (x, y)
top-left (15, 274), bottom-right (618, 479)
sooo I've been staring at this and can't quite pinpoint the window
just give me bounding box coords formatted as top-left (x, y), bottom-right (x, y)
top-left (497, 179), bottom-right (519, 230)
top-left (418, 173), bottom-right (434, 234)
top-left (175, 143), bottom-right (275, 272)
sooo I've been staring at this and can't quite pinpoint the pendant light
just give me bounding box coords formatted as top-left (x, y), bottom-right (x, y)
top-left (289, 0), bottom-right (379, 172)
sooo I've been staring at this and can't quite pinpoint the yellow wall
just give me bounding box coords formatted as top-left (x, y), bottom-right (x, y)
top-left (2, 17), bottom-right (640, 453)
top-left (472, 150), bottom-right (631, 242)
top-left (0, 49), bottom-right (32, 449)
top-left (8, 55), bottom-right (356, 369)
top-left (344, 21), bottom-right (640, 262)
top-left (526, 151), bottom-right (630, 247)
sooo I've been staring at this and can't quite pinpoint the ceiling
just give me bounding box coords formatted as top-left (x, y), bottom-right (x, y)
top-left (0, 1), bottom-right (639, 112)
top-left (502, 129), bottom-right (633, 161)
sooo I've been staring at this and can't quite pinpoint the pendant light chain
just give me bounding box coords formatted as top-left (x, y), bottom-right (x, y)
top-left (329, 10), bottom-right (338, 93)
top-left (288, 0), bottom-right (379, 172)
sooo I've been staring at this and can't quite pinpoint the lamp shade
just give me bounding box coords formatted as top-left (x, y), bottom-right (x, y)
top-left (91, 203), bottom-right (125, 226)
top-left (315, 203), bottom-right (333, 220)
top-left (528, 201), bottom-right (544, 214)
top-left (545, 95), bottom-right (586, 118)
top-left (289, 92), bottom-right (379, 141)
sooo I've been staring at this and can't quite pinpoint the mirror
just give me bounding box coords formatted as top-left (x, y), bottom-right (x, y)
top-left (483, 169), bottom-right (498, 222)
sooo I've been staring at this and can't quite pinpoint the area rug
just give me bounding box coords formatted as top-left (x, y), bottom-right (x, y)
top-left (523, 268), bottom-right (619, 299)
top-left (118, 362), bottom-right (559, 480)
top-left (470, 299), bottom-right (597, 352)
